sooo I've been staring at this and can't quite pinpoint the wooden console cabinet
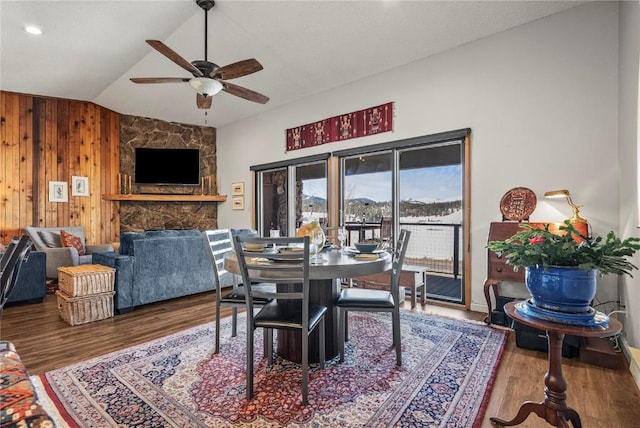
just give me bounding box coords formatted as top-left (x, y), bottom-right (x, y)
top-left (483, 221), bottom-right (588, 324)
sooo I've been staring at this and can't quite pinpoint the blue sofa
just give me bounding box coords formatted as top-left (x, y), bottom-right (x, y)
top-left (92, 229), bottom-right (215, 313)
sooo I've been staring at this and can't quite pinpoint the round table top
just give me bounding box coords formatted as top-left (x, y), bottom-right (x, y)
top-left (504, 301), bottom-right (622, 338)
top-left (224, 248), bottom-right (392, 280)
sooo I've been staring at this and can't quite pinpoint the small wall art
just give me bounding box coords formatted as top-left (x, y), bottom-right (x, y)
top-left (232, 196), bottom-right (245, 210)
top-left (49, 181), bottom-right (68, 202)
top-left (231, 182), bottom-right (245, 196)
top-left (72, 176), bottom-right (89, 196)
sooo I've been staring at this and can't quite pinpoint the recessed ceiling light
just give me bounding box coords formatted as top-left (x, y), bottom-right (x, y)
top-left (24, 25), bottom-right (43, 35)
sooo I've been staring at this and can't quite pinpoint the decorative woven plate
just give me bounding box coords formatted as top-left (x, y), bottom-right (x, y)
top-left (499, 187), bottom-right (537, 221)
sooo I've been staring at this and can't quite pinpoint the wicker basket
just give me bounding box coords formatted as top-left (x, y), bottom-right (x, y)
top-left (57, 264), bottom-right (115, 297)
top-left (56, 290), bottom-right (115, 326)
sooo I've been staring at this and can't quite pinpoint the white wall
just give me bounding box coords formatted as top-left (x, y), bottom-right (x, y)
top-left (217, 3), bottom-right (625, 320)
top-left (619, 0), bottom-right (640, 347)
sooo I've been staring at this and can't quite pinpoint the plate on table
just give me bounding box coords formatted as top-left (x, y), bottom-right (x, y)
top-left (245, 246), bottom-right (277, 255)
top-left (353, 253), bottom-right (382, 260)
top-left (345, 247), bottom-right (384, 255)
top-left (244, 243), bottom-right (266, 252)
top-left (278, 247), bottom-right (304, 255)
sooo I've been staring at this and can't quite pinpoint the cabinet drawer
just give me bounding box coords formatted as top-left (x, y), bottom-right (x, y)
top-left (488, 260), bottom-right (524, 282)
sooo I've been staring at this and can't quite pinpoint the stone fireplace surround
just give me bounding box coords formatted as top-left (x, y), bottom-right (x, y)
top-left (118, 115), bottom-right (219, 233)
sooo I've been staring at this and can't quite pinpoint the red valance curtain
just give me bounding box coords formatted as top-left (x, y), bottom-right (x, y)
top-left (286, 102), bottom-right (393, 151)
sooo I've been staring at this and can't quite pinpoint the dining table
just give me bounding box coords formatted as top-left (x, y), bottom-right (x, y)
top-left (224, 247), bottom-right (391, 363)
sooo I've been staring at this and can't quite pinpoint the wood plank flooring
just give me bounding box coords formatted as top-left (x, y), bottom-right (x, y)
top-left (2, 292), bottom-right (639, 427)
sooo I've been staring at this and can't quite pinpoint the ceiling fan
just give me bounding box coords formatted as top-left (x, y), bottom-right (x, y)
top-left (130, 0), bottom-right (269, 110)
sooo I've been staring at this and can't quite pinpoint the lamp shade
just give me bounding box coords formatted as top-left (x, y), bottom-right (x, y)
top-left (544, 189), bottom-right (570, 199)
top-left (544, 189), bottom-right (587, 223)
top-left (189, 77), bottom-right (223, 96)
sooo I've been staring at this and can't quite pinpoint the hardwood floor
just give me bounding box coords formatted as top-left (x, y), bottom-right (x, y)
top-left (2, 292), bottom-right (640, 427)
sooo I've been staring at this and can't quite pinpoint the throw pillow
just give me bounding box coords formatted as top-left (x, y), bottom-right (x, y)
top-left (60, 229), bottom-right (85, 256)
top-left (39, 230), bottom-right (61, 248)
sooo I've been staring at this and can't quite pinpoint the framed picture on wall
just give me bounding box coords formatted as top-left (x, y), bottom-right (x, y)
top-left (49, 181), bottom-right (68, 202)
top-left (72, 176), bottom-right (89, 196)
top-left (232, 196), bottom-right (245, 210)
top-left (231, 182), bottom-right (245, 196)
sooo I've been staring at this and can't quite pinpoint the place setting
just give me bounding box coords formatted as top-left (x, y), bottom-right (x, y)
top-left (343, 240), bottom-right (386, 260)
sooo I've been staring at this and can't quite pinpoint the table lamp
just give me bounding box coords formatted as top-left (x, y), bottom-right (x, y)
top-left (544, 189), bottom-right (587, 223)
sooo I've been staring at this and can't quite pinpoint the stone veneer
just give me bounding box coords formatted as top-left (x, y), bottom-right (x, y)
top-left (119, 115), bottom-right (218, 232)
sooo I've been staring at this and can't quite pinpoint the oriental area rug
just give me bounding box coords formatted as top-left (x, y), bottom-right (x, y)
top-left (32, 311), bottom-right (507, 427)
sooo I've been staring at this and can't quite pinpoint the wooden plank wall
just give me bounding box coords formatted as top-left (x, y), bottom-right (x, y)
top-left (0, 91), bottom-right (119, 246)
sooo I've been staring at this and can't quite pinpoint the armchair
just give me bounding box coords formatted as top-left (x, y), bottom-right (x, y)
top-left (25, 226), bottom-right (113, 279)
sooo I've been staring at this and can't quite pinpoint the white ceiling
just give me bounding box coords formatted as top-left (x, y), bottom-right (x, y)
top-left (1, 0), bottom-right (587, 128)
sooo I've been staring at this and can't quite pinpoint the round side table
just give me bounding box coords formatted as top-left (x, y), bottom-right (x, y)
top-left (491, 301), bottom-right (622, 427)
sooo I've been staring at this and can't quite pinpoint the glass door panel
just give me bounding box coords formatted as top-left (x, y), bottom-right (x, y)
top-left (398, 143), bottom-right (463, 303)
top-left (258, 168), bottom-right (288, 236)
top-left (294, 162), bottom-right (328, 230)
top-left (342, 152), bottom-right (392, 246)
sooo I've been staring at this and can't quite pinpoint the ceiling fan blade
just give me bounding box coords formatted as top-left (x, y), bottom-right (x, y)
top-left (222, 81), bottom-right (270, 104)
top-left (212, 59), bottom-right (263, 80)
top-left (197, 93), bottom-right (212, 109)
top-left (130, 77), bottom-right (191, 84)
top-left (146, 40), bottom-right (203, 77)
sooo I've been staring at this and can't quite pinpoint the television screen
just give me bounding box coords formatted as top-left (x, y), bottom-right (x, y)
top-left (134, 148), bottom-right (200, 185)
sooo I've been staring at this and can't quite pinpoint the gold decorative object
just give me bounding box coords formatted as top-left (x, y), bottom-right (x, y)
top-left (544, 189), bottom-right (587, 223)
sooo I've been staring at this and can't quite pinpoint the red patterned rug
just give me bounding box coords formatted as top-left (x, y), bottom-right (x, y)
top-left (33, 311), bottom-right (507, 427)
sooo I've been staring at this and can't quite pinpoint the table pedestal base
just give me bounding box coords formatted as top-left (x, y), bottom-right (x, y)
top-left (490, 331), bottom-right (581, 428)
top-left (276, 278), bottom-right (340, 363)
top-left (490, 400), bottom-right (581, 428)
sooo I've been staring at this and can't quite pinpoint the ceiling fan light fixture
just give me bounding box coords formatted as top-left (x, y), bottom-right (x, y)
top-left (189, 77), bottom-right (223, 96)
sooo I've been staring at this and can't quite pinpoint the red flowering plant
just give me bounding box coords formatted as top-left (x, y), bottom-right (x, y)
top-left (486, 221), bottom-right (640, 276)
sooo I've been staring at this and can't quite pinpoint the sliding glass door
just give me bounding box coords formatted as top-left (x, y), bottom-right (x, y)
top-left (253, 155), bottom-right (329, 237)
top-left (336, 131), bottom-right (468, 305)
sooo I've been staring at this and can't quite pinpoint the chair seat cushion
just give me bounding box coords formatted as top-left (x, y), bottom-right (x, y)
top-left (254, 301), bottom-right (327, 331)
top-left (221, 283), bottom-right (275, 305)
top-left (337, 288), bottom-right (395, 308)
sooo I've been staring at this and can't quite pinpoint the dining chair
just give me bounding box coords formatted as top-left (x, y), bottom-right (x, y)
top-left (337, 229), bottom-right (411, 366)
top-left (233, 234), bottom-right (327, 406)
top-left (380, 216), bottom-right (393, 243)
top-left (1, 235), bottom-right (32, 319)
top-left (202, 229), bottom-right (275, 354)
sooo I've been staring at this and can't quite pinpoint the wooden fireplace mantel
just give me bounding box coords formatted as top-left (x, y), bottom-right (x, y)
top-left (102, 194), bottom-right (227, 202)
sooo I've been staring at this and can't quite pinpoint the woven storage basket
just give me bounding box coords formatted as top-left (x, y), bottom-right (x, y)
top-left (56, 290), bottom-right (115, 326)
top-left (57, 264), bottom-right (115, 297)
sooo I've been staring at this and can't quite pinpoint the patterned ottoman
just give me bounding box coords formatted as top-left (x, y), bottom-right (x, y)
top-left (0, 341), bottom-right (53, 427)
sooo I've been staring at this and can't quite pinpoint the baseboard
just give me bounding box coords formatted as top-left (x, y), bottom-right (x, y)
top-left (621, 338), bottom-right (640, 392)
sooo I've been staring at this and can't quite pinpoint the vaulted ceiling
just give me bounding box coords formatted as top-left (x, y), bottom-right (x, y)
top-left (1, 0), bottom-right (586, 128)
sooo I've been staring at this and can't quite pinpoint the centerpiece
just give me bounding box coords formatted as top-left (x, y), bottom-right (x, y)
top-left (487, 221), bottom-right (640, 325)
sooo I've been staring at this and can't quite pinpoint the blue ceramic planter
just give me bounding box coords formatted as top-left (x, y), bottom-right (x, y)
top-left (525, 265), bottom-right (597, 313)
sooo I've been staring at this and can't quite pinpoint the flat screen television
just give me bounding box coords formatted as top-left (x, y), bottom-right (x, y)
top-left (134, 148), bottom-right (200, 186)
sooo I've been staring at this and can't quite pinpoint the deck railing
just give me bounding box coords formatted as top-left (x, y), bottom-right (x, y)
top-left (398, 222), bottom-right (462, 279)
top-left (348, 221), bottom-right (462, 279)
